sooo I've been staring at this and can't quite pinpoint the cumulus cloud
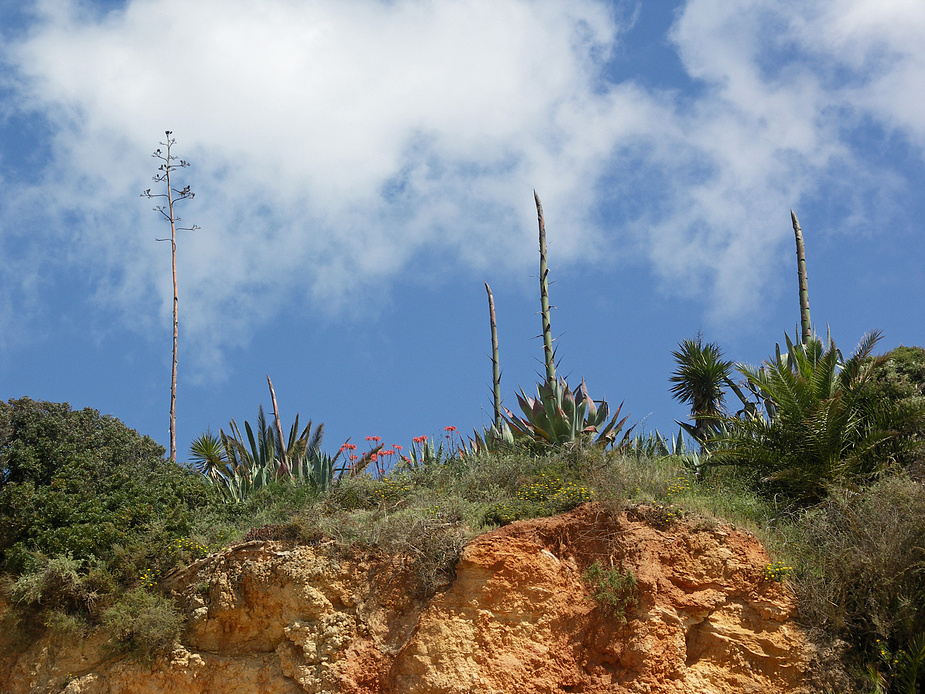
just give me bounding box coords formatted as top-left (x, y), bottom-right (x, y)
top-left (1, 0), bottom-right (923, 372)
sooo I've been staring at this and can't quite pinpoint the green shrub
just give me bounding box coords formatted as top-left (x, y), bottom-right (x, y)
top-left (866, 346), bottom-right (925, 404)
top-left (102, 587), bottom-right (183, 659)
top-left (11, 554), bottom-right (85, 609)
top-left (583, 561), bottom-right (638, 624)
top-left (325, 474), bottom-right (389, 511)
top-left (373, 508), bottom-right (468, 597)
top-left (0, 398), bottom-right (213, 577)
top-left (793, 474), bottom-right (925, 682)
top-left (483, 474), bottom-right (593, 526)
top-left (860, 345), bottom-right (925, 474)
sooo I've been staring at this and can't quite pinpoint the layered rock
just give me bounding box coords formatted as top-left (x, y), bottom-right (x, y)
top-left (0, 504), bottom-right (818, 693)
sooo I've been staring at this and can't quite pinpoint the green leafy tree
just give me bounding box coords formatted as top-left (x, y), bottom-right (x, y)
top-left (858, 345), bottom-right (925, 474)
top-left (669, 334), bottom-right (732, 447)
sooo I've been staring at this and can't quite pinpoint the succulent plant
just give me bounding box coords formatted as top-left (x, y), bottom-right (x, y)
top-left (503, 377), bottom-right (633, 449)
top-left (190, 400), bottom-right (340, 503)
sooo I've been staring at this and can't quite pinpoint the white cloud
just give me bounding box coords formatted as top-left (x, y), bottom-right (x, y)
top-left (646, 0), bottom-right (925, 320)
top-left (1, 0), bottom-right (924, 373)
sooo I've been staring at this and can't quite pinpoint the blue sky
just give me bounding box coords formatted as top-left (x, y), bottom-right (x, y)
top-left (1, 0), bottom-right (923, 463)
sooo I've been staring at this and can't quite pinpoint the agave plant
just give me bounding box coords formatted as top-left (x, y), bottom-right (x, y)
top-left (290, 449), bottom-right (338, 491)
top-left (630, 427), bottom-right (705, 473)
top-left (190, 405), bottom-right (340, 503)
top-left (630, 426), bottom-right (691, 459)
top-left (503, 377), bottom-right (633, 449)
top-left (400, 436), bottom-right (449, 468)
top-left (712, 331), bottom-right (924, 502)
top-left (465, 421), bottom-right (517, 456)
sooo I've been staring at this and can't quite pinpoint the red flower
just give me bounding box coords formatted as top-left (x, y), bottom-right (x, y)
top-left (412, 435), bottom-right (427, 444)
top-left (372, 436), bottom-right (382, 442)
top-left (444, 426), bottom-right (457, 432)
top-left (393, 444), bottom-right (403, 451)
top-left (370, 453), bottom-right (378, 461)
top-left (365, 436), bottom-right (373, 441)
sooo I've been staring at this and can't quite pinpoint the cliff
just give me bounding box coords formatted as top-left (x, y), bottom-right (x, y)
top-left (0, 504), bottom-right (821, 693)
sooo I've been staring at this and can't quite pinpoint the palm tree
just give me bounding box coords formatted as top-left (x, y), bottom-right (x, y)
top-left (669, 334), bottom-right (733, 448)
top-left (713, 331), bottom-right (923, 502)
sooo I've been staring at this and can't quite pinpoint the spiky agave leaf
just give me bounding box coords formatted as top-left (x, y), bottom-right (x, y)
top-left (504, 377), bottom-right (632, 448)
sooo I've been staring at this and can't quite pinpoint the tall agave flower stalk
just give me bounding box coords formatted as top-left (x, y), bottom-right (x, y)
top-left (266, 375), bottom-right (289, 475)
top-left (791, 210), bottom-right (811, 345)
top-left (535, 191), bottom-right (556, 385)
top-left (141, 132), bottom-right (198, 462)
top-left (485, 282), bottom-right (503, 429)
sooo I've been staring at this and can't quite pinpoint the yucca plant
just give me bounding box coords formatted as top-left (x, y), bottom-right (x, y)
top-left (189, 430), bottom-right (227, 483)
top-left (712, 331), bottom-right (923, 502)
top-left (669, 335), bottom-right (733, 448)
top-left (190, 429), bottom-right (271, 504)
top-left (503, 377), bottom-right (633, 449)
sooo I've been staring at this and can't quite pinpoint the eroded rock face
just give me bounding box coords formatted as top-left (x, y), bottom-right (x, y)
top-left (0, 505), bottom-right (817, 693)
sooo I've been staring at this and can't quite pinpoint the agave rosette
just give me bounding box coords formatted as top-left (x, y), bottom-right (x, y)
top-left (503, 377), bottom-right (633, 448)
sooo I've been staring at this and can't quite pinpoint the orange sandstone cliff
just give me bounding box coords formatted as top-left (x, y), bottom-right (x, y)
top-left (0, 504), bottom-right (823, 693)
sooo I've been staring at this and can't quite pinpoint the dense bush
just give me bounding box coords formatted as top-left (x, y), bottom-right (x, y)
top-left (102, 587), bottom-right (184, 659)
top-left (868, 346), bottom-right (925, 404)
top-left (0, 398), bottom-right (213, 576)
top-left (794, 475), bottom-right (925, 661)
top-left (862, 346), bottom-right (925, 475)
